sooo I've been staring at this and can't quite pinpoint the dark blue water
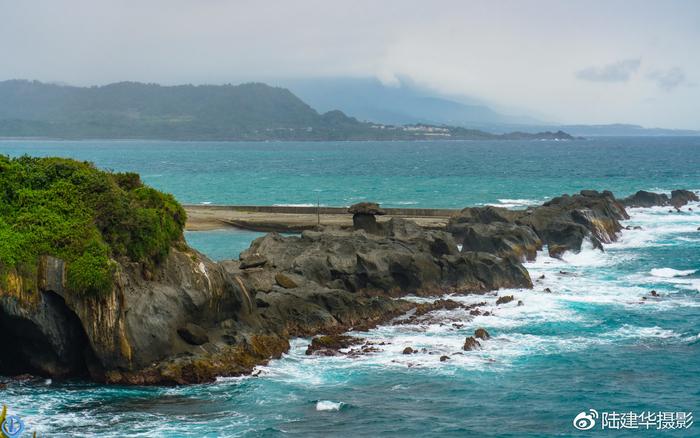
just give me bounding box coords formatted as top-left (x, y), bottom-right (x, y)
top-left (1, 138), bottom-right (699, 437)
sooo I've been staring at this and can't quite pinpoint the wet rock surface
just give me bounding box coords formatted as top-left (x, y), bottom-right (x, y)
top-left (621, 189), bottom-right (698, 209)
top-left (474, 328), bottom-right (491, 340)
top-left (448, 190), bottom-right (628, 258)
top-left (621, 190), bottom-right (670, 208)
top-left (495, 295), bottom-right (515, 305)
top-left (305, 335), bottom-right (364, 356)
top-left (671, 190), bottom-right (699, 208)
top-left (463, 336), bottom-right (481, 351)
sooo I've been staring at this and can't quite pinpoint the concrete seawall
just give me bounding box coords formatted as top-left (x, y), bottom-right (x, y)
top-left (184, 204), bottom-right (458, 216)
top-left (184, 204), bottom-right (458, 232)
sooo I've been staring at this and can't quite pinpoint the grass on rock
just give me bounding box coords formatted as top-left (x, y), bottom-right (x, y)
top-left (0, 155), bottom-right (185, 296)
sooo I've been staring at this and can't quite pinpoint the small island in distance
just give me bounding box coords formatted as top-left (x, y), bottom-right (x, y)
top-left (0, 80), bottom-right (576, 142)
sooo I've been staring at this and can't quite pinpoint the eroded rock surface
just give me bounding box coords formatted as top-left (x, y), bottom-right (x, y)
top-left (3, 188), bottom-right (691, 384)
top-left (448, 190), bottom-right (628, 258)
top-left (236, 218), bottom-right (532, 297)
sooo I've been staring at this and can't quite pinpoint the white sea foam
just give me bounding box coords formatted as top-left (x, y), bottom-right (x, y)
top-left (607, 325), bottom-right (679, 340)
top-left (650, 268), bottom-right (697, 278)
top-left (316, 400), bottom-right (343, 411)
top-left (215, 374), bottom-right (253, 383)
top-left (685, 333), bottom-right (700, 343)
top-left (272, 203), bottom-right (316, 207)
top-left (485, 198), bottom-right (542, 209)
top-left (559, 240), bottom-right (614, 267)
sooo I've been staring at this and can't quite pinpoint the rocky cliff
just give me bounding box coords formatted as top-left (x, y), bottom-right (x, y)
top-left (1, 169), bottom-right (694, 384)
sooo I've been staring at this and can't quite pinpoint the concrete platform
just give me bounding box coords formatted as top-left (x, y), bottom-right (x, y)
top-left (184, 204), bottom-right (458, 232)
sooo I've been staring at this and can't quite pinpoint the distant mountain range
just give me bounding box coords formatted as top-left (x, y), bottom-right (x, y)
top-left (0, 80), bottom-right (574, 141)
top-left (280, 77), bottom-right (540, 127)
top-left (282, 78), bottom-right (700, 136)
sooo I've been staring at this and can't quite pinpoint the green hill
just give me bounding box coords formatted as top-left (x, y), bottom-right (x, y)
top-left (0, 80), bottom-right (575, 141)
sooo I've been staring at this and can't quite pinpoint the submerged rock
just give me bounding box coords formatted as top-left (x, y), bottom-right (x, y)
top-left (305, 335), bottom-right (363, 356)
top-left (496, 295), bottom-right (515, 305)
top-left (463, 336), bottom-right (481, 351)
top-left (474, 328), bottom-right (491, 340)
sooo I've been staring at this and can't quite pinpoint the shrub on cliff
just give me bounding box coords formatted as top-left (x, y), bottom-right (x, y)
top-left (0, 155), bottom-right (186, 296)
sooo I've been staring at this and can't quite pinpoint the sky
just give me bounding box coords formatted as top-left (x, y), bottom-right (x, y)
top-left (0, 0), bottom-right (698, 129)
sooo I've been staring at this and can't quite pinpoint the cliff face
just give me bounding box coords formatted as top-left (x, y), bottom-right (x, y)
top-left (0, 247), bottom-right (289, 384)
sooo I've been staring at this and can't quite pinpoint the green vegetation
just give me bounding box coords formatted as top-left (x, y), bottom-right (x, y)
top-left (0, 80), bottom-right (575, 141)
top-left (0, 155), bottom-right (185, 296)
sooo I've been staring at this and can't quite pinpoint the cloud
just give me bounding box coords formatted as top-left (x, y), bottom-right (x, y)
top-left (0, 1), bottom-right (699, 128)
top-left (647, 67), bottom-right (686, 91)
top-left (576, 59), bottom-right (641, 82)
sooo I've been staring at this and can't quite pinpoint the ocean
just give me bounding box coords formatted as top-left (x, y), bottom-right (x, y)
top-left (0, 138), bottom-right (699, 437)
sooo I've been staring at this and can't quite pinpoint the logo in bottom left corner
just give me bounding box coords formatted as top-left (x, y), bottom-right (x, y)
top-left (573, 409), bottom-right (599, 431)
top-left (1, 414), bottom-right (26, 438)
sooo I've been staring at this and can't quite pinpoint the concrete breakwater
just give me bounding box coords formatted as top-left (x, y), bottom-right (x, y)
top-left (184, 204), bottom-right (458, 232)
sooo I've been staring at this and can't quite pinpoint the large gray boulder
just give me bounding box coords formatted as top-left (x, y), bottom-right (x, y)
top-left (620, 189), bottom-right (697, 209)
top-left (447, 190), bottom-right (628, 258)
top-left (621, 190), bottom-right (670, 208)
top-left (449, 222), bottom-right (542, 261)
top-left (671, 190), bottom-right (699, 208)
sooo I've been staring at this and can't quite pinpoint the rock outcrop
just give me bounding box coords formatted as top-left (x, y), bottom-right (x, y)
top-left (671, 190), bottom-right (699, 208)
top-left (621, 190), bottom-right (670, 208)
top-left (463, 336), bottom-right (481, 351)
top-left (448, 190), bottom-right (628, 258)
top-left (234, 218), bottom-right (531, 298)
top-left (348, 202), bottom-right (386, 234)
top-left (621, 189), bottom-right (698, 209)
top-left (219, 216), bottom-right (532, 343)
top-left (0, 249), bottom-right (289, 384)
top-left (448, 221), bottom-right (542, 261)
top-left (3, 187), bottom-right (692, 385)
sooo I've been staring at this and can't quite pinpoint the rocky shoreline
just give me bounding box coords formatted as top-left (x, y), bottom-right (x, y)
top-left (1, 189), bottom-right (697, 385)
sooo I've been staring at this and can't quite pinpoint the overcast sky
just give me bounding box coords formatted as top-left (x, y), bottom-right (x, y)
top-left (1, 0), bottom-right (698, 128)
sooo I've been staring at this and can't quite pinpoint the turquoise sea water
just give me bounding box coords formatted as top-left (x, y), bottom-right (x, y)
top-left (1, 138), bottom-right (699, 436)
